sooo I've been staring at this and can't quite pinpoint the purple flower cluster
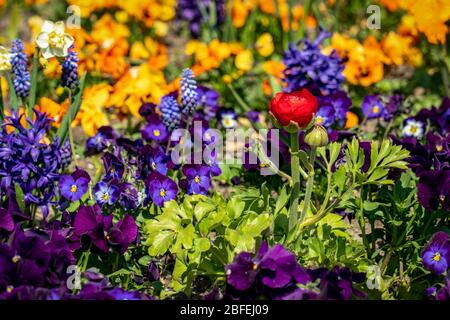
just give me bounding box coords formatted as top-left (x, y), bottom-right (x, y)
top-left (61, 47), bottom-right (79, 90)
top-left (225, 242), bottom-right (314, 300)
top-left (177, 0), bottom-right (226, 37)
top-left (225, 242), bottom-right (366, 300)
top-left (10, 39), bottom-right (30, 98)
top-left (181, 68), bottom-right (198, 117)
top-left (72, 205), bottom-right (138, 254)
top-left (0, 111), bottom-right (63, 217)
top-left (0, 226), bottom-right (75, 297)
top-left (283, 30), bottom-right (345, 96)
top-left (392, 97), bottom-right (450, 212)
top-left (316, 91), bottom-right (352, 128)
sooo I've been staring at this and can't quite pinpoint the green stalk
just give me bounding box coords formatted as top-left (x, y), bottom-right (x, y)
top-left (288, 132), bottom-right (301, 231)
top-left (298, 0), bottom-right (311, 40)
top-left (227, 84), bottom-right (250, 112)
top-left (67, 91), bottom-right (79, 166)
top-left (0, 77), bottom-right (4, 122)
top-left (299, 147), bottom-right (316, 224)
top-left (6, 73), bottom-right (18, 111)
top-left (28, 50), bottom-right (39, 119)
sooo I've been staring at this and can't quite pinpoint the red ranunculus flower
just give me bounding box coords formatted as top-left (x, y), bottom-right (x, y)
top-left (270, 89), bottom-right (318, 128)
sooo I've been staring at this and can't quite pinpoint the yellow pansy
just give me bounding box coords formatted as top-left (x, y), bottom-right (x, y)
top-left (235, 50), bottom-right (253, 72)
top-left (255, 33), bottom-right (274, 57)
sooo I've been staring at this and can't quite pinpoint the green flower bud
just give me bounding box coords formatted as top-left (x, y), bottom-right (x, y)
top-left (304, 125), bottom-right (329, 147)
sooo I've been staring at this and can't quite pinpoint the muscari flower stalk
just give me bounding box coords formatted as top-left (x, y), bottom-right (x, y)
top-left (61, 47), bottom-right (79, 90)
top-left (159, 95), bottom-right (181, 132)
top-left (10, 39), bottom-right (30, 98)
top-left (180, 68), bottom-right (198, 118)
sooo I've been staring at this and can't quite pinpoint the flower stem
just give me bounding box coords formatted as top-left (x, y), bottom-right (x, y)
top-left (299, 147), bottom-right (316, 224)
top-left (68, 91), bottom-right (78, 166)
top-left (288, 132), bottom-right (301, 231)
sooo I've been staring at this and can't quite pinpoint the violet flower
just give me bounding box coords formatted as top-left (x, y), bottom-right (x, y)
top-left (59, 168), bottom-right (90, 201)
top-left (145, 171), bottom-right (178, 207)
top-left (421, 232), bottom-right (450, 275)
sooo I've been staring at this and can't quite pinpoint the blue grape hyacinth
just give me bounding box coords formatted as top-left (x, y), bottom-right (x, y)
top-left (10, 39), bottom-right (30, 98)
top-left (159, 95), bottom-right (181, 132)
top-left (61, 47), bottom-right (79, 90)
top-left (180, 68), bottom-right (198, 117)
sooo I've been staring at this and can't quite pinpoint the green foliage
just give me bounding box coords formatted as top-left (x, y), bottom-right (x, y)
top-left (144, 193), bottom-right (272, 296)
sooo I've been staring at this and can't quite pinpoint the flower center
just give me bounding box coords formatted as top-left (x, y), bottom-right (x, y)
top-left (410, 125), bottom-right (417, 133)
top-left (252, 263), bottom-right (258, 270)
top-left (436, 145), bottom-right (443, 152)
top-left (103, 192), bottom-right (109, 201)
top-left (433, 252), bottom-right (441, 262)
top-left (159, 188), bottom-right (166, 197)
top-left (12, 255), bottom-right (21, 263)
top-left (372, 106), bottom-right (380, 114)
top-left (316, 116), bottom-right (323, 125)
top-left (153, 129), bottom-right (161, 137)
top-left (151, 162), bottom-right (157, 170)
top-left (48, 31), bottom-right (65, 48)
top-left (70, 184), bottom-right (78, 193)
top-left (194, 175), bottom-right (200, 183)
top-left (6, 285), bottom-right (13, 293)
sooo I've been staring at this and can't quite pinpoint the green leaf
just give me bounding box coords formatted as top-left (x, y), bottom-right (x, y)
top-left (6, 74), bottom-right (18, 111)
top-left (195, 238), bottom-right (211, 252)
top-left (28, 50), bottom-right (39, 118)
top-left (56, 72), bottom-right (86, 145)
top-left (194, 201), bottom-right (216, 221)
top-left (14, 183), bottom-right (25, 212)
top-left (274, 185), bottom-right (289, 215)
top-left (148, 231), bottom-right (175, 256)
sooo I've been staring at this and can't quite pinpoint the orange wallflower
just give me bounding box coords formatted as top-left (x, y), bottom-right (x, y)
top-left (36, 97), bottom-right (69, 128)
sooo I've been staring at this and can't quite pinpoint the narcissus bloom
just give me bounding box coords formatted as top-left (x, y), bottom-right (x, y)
top-left (36, 20), bottom-right (74, 59)
top-left (0, 46), bottom-right (12, 72)
top-left (270, 89), bottom-right (318, 128)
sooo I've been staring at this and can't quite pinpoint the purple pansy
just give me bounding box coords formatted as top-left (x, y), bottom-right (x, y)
top-left (102, 153), bottom-right (125, 181)
top-left (421, 232), bottom-right (450, 274)
top-left (73, 205), bottom-right (137, 254)
top-left (181, 164), bottom-right (211, 195)
top-left (59, 169), bottom-right (90, 201)
top-left (141, 114), bottom-right (169, 143)
top-left (93, 181), bottom-right (119, 206)
top-left (417, 170), bottom-right (450, 211)
top-left (0, 208), bottom-right (14, 233)
top-left (361, 95), bottom-right (384, 119)
top-left (145, 171), bottom-right (178, 207)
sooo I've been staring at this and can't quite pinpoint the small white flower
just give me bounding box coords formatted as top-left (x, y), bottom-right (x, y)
top-left (402, 119), bottom-right (424, 138)
top-left (221, 114), bottom-right (237, 129)
top-left (0, 46), bottom-right (12, 72)
top-left (36, 20), bottom-right (74, 59)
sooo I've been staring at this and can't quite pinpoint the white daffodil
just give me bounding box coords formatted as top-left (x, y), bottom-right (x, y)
top-left (36, 20), bottom-right (74, 59)
top-left (402, 119), bottom-right (425, 139)
top-left (0, 46), bottom-right (12, 72)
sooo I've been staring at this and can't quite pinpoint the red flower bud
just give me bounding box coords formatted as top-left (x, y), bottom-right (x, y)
top-left (269, 89), bottom-right (318, 128)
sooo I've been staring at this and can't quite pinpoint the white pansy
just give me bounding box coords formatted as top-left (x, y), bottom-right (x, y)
top-left (36, 20), bottom-right (74, 59)
top-left (402, 119), bottom-right (424, 139)
top-left (0, 46), bottom-right (12, 72)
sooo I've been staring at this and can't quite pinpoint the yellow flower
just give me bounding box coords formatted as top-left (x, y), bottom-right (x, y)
top-left (76, 84), bottom-right (112, 136)
top-left (345, 112), bottom-right (359, 129)
top-left (235, 50), bottom-right (253, 71)
top-left (153, 21), bottom-right (169, 37)
top-left (36, 20), bottom-right (74, 59)
top-left (36, 97), bottom-right (69, 128)
top-left (255, 33), bottom-right (274, 57)
top-left (381, 32), bottom-right (422, 66)
top-left (0, 46), bottom-right (12, 72)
